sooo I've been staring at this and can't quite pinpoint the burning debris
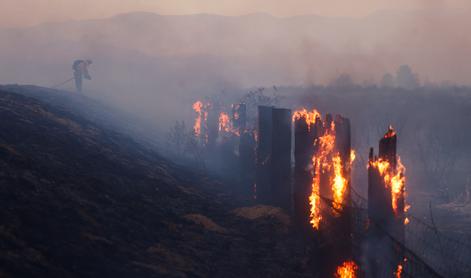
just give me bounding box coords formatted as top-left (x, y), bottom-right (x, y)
top-left (335, 261), bottom-right (359, 278)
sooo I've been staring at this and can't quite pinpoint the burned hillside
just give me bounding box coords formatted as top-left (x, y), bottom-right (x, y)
top-left (0, 87), bottom-right (315, 278)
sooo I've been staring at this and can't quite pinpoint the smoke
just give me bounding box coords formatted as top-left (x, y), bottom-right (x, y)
top-left (1, 7), bottom-right (471, 138)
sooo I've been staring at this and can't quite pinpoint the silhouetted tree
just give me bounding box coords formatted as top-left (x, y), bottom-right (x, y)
top-left (381, 73), bottom-right (395, 88)
top-left (330, 73), bottom-right (355, 88)
top-left (396, 65), bottom-right (419, 89)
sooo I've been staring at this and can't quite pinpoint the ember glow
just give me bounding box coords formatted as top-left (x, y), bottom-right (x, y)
top-left (335, 261), bottom-right (358, 278)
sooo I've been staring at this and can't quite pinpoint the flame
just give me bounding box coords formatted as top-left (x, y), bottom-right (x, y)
top-left (332, 153), bottom-right (347, 212)
top-left (292, 108), bottom-right (321, 130)
top-left (218, 111), bottom-right (241, 137)
top-left (335, 261), bottom-right (358, 278)
top-left (310, 122), bottom-right (335, 229)
top-left (219, 112), bottom-right (231, 132)
top-left (369, 158), bottom-right (406, 215)
top-left (192, 101), bottom-right (203, 136)
top-left (309, 170), bottom-right (322, 229)
top-left (192, 100), bottom-right (209, 143)
top-left (404, 217), bottom-right (410, 225)
top-left (350, 150), bottom-right (356, 164)
top-left (384, 125), bottom-right (396, 139)
top-left (395, 263), bottom-right (403, 278)
top-left (390, 158), bottom-right (406, 214)
top-left (369, 126), bottom-right (409, 220)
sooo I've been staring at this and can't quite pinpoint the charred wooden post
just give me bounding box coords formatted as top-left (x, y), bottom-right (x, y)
top-left (239, 130), bottom-right (256, 196)
top-left (293, 117), bottom-right (315, 230)
top-left (256, 106), bottom-right (273, 203)
top-left (232, 103), bottom-right (247, 133)
top-left (271, 108), bottom-right (292, 210)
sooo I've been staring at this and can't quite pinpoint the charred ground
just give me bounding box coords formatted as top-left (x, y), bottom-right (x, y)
top-left (0, 87), bottom-right (312, 278)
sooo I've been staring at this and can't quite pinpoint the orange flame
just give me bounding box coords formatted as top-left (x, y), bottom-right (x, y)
top-left (310, 122), bottom-right (335, 228)
top-left (218, 111), bottom-right (241, 136)
top-left (390, 158), bottom-right (406, 214)
top-left (369, 124), bottom-right (409, 220)
top-left (384, 125), bottom-right (396, 139)
top-left (350, 150), bottom-right (356, 164)
top-left (335, 261), bottom-right (358, 278)
top-left (292, 108), bottom-right (321, 130)
top-left (332, 153), bottom-right (347, 212)
top-left (219, 112), bottom-right (231, 132)
top-left (369, 158), bottom-right (407, 215)
top-left (395, 263), bottom-right (403, 278)
top-left (192, 101), bottom-right (203, 136)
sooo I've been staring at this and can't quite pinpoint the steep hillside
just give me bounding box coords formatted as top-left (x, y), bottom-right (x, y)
top-left (0, 87), bottom-right (311, 278)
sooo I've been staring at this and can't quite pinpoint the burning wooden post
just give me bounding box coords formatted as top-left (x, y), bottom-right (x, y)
top-left (367, 126), bottom-right (406, 278)
top-left (291, 108), bottom-right (357, 276)
top-left (315, 114), bottom-right (355, 277)
top-left (271, 108), bottom-right (292, 210)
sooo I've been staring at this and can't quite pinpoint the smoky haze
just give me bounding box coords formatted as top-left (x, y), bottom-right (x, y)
top-left (1, 8), bottom-right (471, 132)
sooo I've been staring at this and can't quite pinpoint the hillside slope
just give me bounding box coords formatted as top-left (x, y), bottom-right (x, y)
top-left (0, 87), bottom-right (310, 278)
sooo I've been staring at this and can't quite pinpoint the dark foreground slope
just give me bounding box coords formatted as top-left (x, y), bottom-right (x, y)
top-left (0, 87), bottom-right (311, 278)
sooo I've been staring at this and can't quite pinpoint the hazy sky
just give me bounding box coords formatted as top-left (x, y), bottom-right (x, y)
top-left (1, 0), bottom-right (469, 28)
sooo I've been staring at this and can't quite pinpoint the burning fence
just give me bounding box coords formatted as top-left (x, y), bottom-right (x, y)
top-left (190, 100), bottom-right (411, 277)
top-left (192, 100), bottom-right (256, 195)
